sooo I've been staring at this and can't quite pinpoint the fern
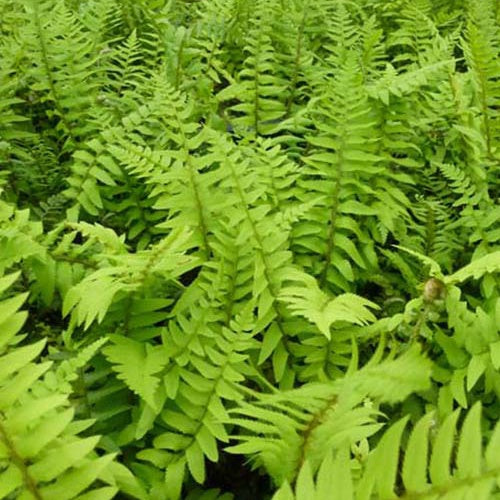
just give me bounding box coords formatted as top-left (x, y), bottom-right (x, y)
top-left (1, 1), bottom-right (499, 498)
top-left (19, 0), bottom-right (100, 149)
top-left (216, 1), bottom-right (287, 136)
top-left (462, 0), bottom-right (500, 160)
top-left (0, 272), bottom-right (119, 499)
top-left (273, 403), bottom-right (500, 500)
top-left (293, 50), bottom-right (386, 291)
top-left (227, 346), bottom-right (432, 485)
top-left (279, 269), bottom-right (378, 339)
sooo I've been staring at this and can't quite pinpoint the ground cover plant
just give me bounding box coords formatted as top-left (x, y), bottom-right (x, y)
top-left (0, 0), bottom-right (499, 498)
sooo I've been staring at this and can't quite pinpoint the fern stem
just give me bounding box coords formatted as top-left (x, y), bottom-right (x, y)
top-left (285, 10), bottom-right (306, 117)
top-left (222, 249), bottom-right (238, 325)
top-left (292, 394), bottom-right (338, 484)
top-left (320, 148), bottom-right (343, 288)
top-left (226, 156), bottom-right (294, 379)
top-left (172, 110), bottom-right (211, 259)
top-left (0, 417), bottom-right (43, 500)
top-left (467, 19), bottom-right (493, 157)
top-left (227, 160), bottom-right (279, 297)
top-left (133, 235), bottom-right (174, 288)
top-left (205, 37), bottom-right (220, 83)
top-left (175, 29), bottom-right (187, 90)
top-left (424, 202), bottom-right (436, 258)
top-left (479, 77), bottom-right (492, 158)
top-left (115, 31), bottom-right (137, 98)
top-left (170, 329), bottom-right (244, 465)
top-left (253, 40), bottom-right (261, 135)
top-left (410, 303), bottom-right (429, 341)
top-left (51, 254), bottom-right (98, 270)
top-left (75, 367), bottom-right (93, 419)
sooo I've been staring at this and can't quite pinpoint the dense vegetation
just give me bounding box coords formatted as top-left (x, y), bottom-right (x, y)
top-left (0, 0), bottom-right (499, 498)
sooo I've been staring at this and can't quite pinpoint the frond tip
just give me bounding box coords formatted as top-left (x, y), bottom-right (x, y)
top-left (279, 269), bottom-right (379, 338)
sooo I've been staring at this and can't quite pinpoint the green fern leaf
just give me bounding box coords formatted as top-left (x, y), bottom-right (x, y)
top-left (103, 335), bottom-right (166, 410)
top-left (279, 269), bottom-right (378, 338)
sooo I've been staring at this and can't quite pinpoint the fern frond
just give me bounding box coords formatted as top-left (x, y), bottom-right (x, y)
top-left (0, 272), bottom-right (120, 499)
top-left (368, 60), bottom-right (454, 104)
top-left (274, 403), bottom-right (500, 499)
top-left (62, 226), bottom-right (198, 331)
top-left (462, 0), bottom-right (500, 159)
top-left (227, 346), bottom-right (431, 485)
top-left (212, 136), bottom-right (298, 384)
top-left (138, 308), bottom-right (256, 498)
top-left (293, 51), bottom-right (386, 291)
top-left (216, 0), bottom-right (287, 136)
top-left (0, 199), bottom-right (45, 275)
top-left (446, 250), bottom-right (500, 284)
top-left (0, 1), bottom-right (498, 498)
top-left (19, 0), bottom-right (101, 149)
top-left (279, 269), bottom-right (378, 339)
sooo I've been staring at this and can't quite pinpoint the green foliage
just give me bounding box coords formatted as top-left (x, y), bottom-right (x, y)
top-left (0, 0), bottom-right (499, 498)
top-left (0, 272), bottom-right (121, 499)
top-left (227, 346), bottom-right (432, 485)
top-left (274, 403), bottom-right (500, 500)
